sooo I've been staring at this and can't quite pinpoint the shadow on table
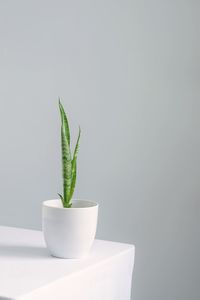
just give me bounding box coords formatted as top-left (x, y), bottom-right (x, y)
top-left (0, 244), bottom-right (50, 259)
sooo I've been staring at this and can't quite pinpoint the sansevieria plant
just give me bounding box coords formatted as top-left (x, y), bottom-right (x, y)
top-left (42, 100), bottom-right (98, 258)
top-left (58, 100), bottom-right (81, 208)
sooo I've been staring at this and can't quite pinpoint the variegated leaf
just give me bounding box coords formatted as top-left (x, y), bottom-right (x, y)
top-left (69, 126), bottom-right (81, 200)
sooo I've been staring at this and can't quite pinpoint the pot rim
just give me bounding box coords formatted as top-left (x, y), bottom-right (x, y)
top-left (43, 199), bottom-right (99, 210)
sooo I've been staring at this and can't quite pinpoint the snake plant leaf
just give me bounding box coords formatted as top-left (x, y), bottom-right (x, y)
top-left (60, 104), bottom-right (72, 207)
top-left (69, 126), bottom-right (81, 200)
top-left (59, 99), bottom-right (70, 146)
top-left (59, 192), bottom-right (72, 208)
top-left (58, 101), bottom-right (80, 208)
top-left (69, 161), bottom-right (77, 201)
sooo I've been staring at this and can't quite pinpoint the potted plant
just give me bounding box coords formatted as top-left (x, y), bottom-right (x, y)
top-left (42, 100), bottom-right (98, 258)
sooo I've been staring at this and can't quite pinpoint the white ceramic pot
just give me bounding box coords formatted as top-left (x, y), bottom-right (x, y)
top-left (42, 199), bottom-right (98, 259)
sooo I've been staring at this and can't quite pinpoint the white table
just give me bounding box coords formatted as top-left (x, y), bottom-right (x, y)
top-left (0, 226), bottom-right (135, 300)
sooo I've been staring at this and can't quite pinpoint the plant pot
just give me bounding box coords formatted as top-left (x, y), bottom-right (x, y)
top-left (42, 199), bottom-right (98, 259)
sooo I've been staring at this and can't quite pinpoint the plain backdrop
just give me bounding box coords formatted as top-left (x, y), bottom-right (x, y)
top-left (0, 1), bottom-right (199, 299)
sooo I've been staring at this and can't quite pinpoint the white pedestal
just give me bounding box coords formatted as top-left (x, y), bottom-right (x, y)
top-left (0, 226), bottom-right (135, 300)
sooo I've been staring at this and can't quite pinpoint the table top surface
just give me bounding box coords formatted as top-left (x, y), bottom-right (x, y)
top-left (0, 226), bottom-right (134, 299)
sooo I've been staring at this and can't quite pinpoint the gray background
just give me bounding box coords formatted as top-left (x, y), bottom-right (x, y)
top-left (0, 0), bottom-right (199, 299)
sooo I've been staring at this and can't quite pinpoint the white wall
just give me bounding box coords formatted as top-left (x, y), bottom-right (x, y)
top-left (0, 1), bottom-right (199, 299)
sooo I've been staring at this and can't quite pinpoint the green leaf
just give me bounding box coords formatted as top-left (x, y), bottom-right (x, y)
top-left (70, 161), bottom-right (77, 201)
top-left (59, 101), bottom-right (72, 206)
top-left (59, 99), bottom-right (70, 146)
top-left (69, 126), bottom-right (81, 201)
